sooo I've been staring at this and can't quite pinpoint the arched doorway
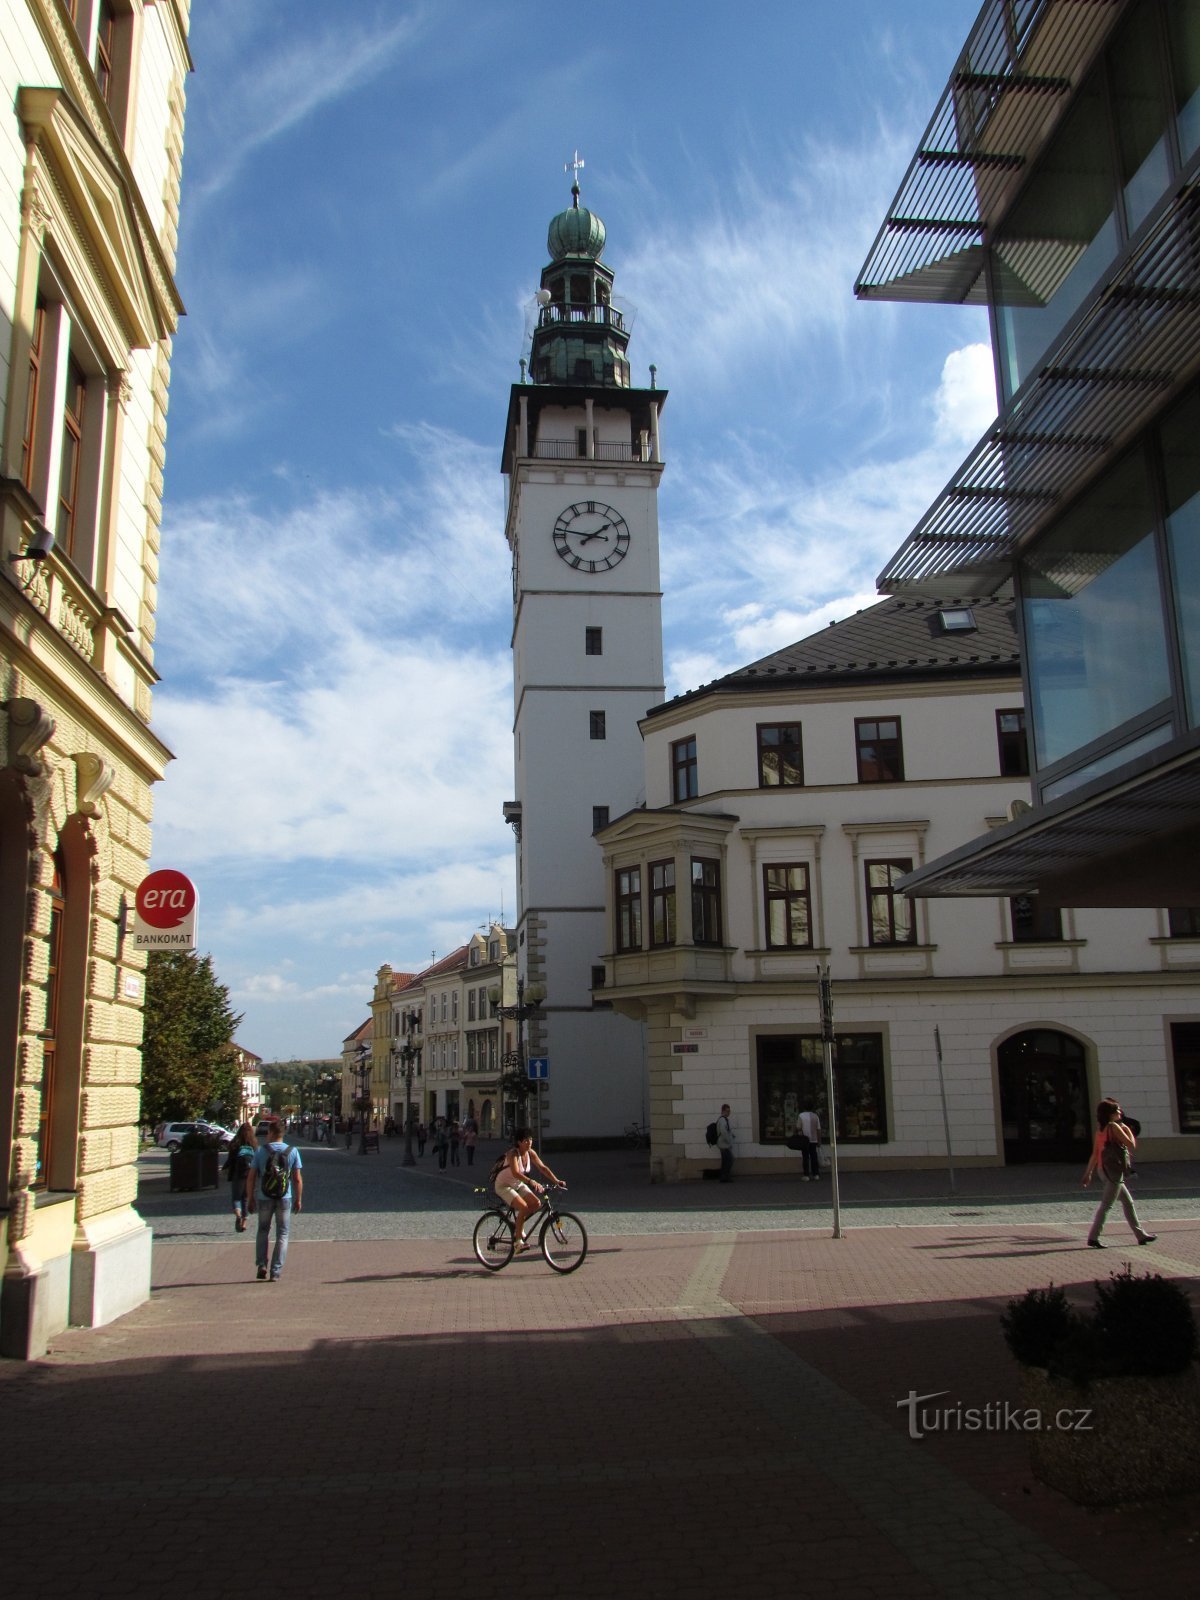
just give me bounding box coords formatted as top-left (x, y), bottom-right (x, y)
top-left (998, 1030), bottom-right (1090, 1163)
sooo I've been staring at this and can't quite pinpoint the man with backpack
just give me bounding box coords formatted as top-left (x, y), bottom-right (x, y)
top-left (716, 1103), bottom-right (734, 1183)
top-left (246, 1117), bottom-right (304, 1282)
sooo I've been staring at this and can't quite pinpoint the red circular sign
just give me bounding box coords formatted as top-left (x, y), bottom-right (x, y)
top-left (136, 869), bottom-right (197, 929)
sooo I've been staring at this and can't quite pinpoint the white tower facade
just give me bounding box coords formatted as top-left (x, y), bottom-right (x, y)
top-left (501, 179), bottom-right (667, 1140)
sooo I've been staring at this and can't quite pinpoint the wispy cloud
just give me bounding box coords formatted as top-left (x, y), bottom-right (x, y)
top-left (658, 341), bottom-right (998, 696)
top-left (187, 9), bottom-right (428, 208)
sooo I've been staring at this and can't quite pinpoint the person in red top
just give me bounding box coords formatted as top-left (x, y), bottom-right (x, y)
top-left (1083, 1097), bottom-right (1156, 1249)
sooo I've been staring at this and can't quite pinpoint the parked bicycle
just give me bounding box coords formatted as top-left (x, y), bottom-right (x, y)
top-left (623, 1121), bottom-right (650, 1148)
top-left (472, 1182), bottom-right (588, 1274)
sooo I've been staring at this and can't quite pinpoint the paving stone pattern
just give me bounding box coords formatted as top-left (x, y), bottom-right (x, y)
top-left (0, 1142), bottom-right (1196, 1598)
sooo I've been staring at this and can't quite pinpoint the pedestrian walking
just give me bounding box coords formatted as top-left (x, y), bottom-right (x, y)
top-left (434, 1117), bottom-right (449, 1170)
top-left (716, 1103), bottom-right (734, 1183)
top-left (463, 1117), bottom-right (478, 1167)
top-left (798, 1103), bottom-right (822, 1182)
top-left (417, 1120), bottom-right (427, 1156)
top-left (1084, 1097), bottom-right (1156, 1249)
top-left (246, 1117), bottom-right (303, 1282)
top-left (223, 1121), bottom-right (257, 1232)
top-left (449, 1119), bottom-right (461, 1166)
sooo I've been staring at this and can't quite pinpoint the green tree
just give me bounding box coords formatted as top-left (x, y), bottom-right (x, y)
top-left (140, 952), bottom-right (243, 1125)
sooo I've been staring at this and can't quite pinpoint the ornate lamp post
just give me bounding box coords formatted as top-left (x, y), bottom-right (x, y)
top-left (353, 1041), bottom-right (373, 1156)
top-left (391, 1008), bottom-right (420, 1168)
top-left (487, 977), bottom-right (546, 1141)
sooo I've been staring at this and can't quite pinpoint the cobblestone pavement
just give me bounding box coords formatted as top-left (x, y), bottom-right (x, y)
top-left (1, 1143), bottom-right (1197, 1599)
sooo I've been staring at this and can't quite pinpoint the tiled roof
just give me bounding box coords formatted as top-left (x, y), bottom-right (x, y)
top-left (343, 1018), bottom-right (372, 1045)
top-left (654, 595), bottom-right (1019, 714)
top-left (417, 945), bottom-right (470, 982)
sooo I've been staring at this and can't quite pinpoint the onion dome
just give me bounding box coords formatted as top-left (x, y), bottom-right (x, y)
top-left (547, 186), bottom-right (606, 261)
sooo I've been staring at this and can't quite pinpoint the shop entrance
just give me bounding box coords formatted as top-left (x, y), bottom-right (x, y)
top-left (998, 1030), bottom-right (1090, 1163)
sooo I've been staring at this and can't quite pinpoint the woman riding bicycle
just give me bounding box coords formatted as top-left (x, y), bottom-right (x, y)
top-left (495, 1127), bottom-right (563, 1253)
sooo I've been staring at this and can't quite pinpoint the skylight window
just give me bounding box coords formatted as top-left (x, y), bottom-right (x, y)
top-left (937, 606), bottom-right (976, 633)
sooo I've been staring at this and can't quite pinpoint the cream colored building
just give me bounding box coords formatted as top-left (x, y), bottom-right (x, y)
top-left (368, 925), bottom-right (516, 1134)
top-left (598, 597), bottom-right (1200, 1180)
top-left (0, 0), bottom-right (190, 1356)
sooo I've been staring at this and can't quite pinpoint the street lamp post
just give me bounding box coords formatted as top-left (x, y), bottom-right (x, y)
top-left (487, 977), bottom-right (546, 1141)
top-left (353, 1041), bottom-right (372, 1156)
top-left (391, 1009), bottom-right (419, 1168)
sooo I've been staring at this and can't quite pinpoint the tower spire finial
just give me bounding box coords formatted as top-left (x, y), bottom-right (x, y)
top-left (564, 149), bottom-right (585, 206)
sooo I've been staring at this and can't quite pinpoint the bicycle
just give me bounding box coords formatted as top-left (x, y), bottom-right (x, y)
top-left (472, 1182), bottom-right (588, 1274)
top-left (623, 1121), bottom-right (650, 1148)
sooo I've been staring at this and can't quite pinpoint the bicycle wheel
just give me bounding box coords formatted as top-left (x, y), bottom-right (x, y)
top-left (473, 1210), bottom-right (515, 1271)
top-left (540, 1210), bottom-right (587, 1273)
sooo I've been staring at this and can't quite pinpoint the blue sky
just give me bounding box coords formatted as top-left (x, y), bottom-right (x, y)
top-left (150, 0), bottom-right (995, 1063)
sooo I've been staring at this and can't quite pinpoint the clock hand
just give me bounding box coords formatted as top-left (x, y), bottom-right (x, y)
top-left (576, 528), bottom-right (611, 544)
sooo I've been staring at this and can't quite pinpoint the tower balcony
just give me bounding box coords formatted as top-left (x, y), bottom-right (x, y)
top-left (538, 302), bottom-right (626, 333)
top-left (528, 439), bottom-right (651, 462)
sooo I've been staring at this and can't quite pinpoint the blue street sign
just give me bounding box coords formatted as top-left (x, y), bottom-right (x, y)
top-left (527, 1056), bottom-right (549, 1080)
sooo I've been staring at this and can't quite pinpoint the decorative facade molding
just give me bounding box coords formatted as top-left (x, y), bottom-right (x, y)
top-left (3, 698), bottom-right (56, 775)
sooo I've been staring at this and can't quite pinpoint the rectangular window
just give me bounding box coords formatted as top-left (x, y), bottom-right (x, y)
top-left (1009, 895), bottom-right (1063, 943)
top-left (649, 859), bottom-right (676, 947)
top-left (996, 709), bottom-right (1030, 777)
top-left (764, 864), bottom-right (812, 949)
top-left (21, 297), bottom-right (45, 491)
top-left (757, 723), bottom-right (803, 787)
top-left (468, 989), bottom-right (476, 1022)
top-left (589, 710), bottom-right (606, 740)
top-left (865, 859), bottom-right (915, 945)
top-left (591, 964), bottom-right (606, 990)
top-left (691, 858), bottom-right (722, 946)
top-left (452, 992), bottom-right (458, 1022)
top-left (671, 736), bottom-right (698, 801)
top-left (757, 1033), bottom-right (888, 1144)
top-left (585, 626), bottom-right (602, 655)
top-left (616, 867), bottom-right (642, 952)
top-left (592, 805), bottom-right (609, 833)
top-left (855, 718), bottom-right (904, 783)
top-left (1171, 1022), bottom-right (1200, 1134)
top-left (95, 0), bottom-right (116, 103)
top-left (56, 357), bottom-right (87, 559)
top-left (480, 988), bottom-right (489, 1020)
top-left (1167, 907), bottom-right (1200, 937)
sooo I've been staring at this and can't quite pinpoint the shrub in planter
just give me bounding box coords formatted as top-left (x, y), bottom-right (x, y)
top-left (1002, 1268), bottom-right (1200, 1505)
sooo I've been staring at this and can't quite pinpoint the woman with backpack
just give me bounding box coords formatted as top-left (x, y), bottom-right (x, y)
top-left (1083, 1097), bottom-right (1156, 1249)
top-left (224, 1122), bottom-right (257, 1233)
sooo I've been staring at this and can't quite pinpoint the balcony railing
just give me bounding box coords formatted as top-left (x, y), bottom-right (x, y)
top-left (537, 302), bottom-right (626, 332)
top-left (529, 440), bottom-right (647, 462)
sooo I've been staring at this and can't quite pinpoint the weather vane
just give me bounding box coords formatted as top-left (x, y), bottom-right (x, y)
top-left (564, 149), bottom-right (585, 195)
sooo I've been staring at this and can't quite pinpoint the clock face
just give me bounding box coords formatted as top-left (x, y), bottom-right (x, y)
top-left (552, 501), bottom-right (631, 572)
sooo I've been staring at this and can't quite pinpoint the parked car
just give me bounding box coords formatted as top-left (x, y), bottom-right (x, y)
top-left (155, 1121), bottom-right (234, 1152)
top-left (156, 1121), bottom-right (201, 1152)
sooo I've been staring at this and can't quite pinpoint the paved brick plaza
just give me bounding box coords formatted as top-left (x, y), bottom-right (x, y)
top-left (1, 1146), bottom-right (1197, 1599)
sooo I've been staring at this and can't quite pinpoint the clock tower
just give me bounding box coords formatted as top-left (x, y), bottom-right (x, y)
top-left (501, 169), bottom-right (666, 1140)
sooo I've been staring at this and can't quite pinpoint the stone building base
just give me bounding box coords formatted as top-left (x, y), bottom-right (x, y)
top-left (69, 1208), bottom-right (152, 1330)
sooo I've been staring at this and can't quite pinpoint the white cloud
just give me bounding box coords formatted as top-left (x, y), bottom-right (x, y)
top-left (934, 342), bottom-right (997, 446)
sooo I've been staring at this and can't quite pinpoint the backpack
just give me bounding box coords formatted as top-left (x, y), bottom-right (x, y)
top-left (260, 1144), bottom-right (292, 1200)
top-left (1100, 1130), bottom-right (1129, 1184)
top-left (489, 1152), bottom-right (507, 1183)
top-left (705, 1121), bottom-right (719, 1147)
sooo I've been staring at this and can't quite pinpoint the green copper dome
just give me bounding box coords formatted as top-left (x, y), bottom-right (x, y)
top-left (547, 197), bottom-right (606, 261)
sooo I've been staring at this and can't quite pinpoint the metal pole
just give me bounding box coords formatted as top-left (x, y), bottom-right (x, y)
top-left (934, 1025), bottom-right (956, 1194)
top-left (818, 965), bottom-right (843, 1240)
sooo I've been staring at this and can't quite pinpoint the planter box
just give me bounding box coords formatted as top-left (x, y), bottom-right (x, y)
top-left (169, 1148), bottom-right (221, 1192)
top-left (1018, 1363), bottom-right (1200, 1505)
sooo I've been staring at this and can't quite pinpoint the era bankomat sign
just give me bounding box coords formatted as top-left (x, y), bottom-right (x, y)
top-left (132, 869), bottom-right (198, 950)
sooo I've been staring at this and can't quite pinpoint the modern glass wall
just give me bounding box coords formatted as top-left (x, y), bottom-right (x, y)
top-left (1021, 445), bottom-right (1171, 772)
top-left (1162, 386), bottom-right (1200, 728)
top-left (992, 2), bottom-right (1194, 403)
